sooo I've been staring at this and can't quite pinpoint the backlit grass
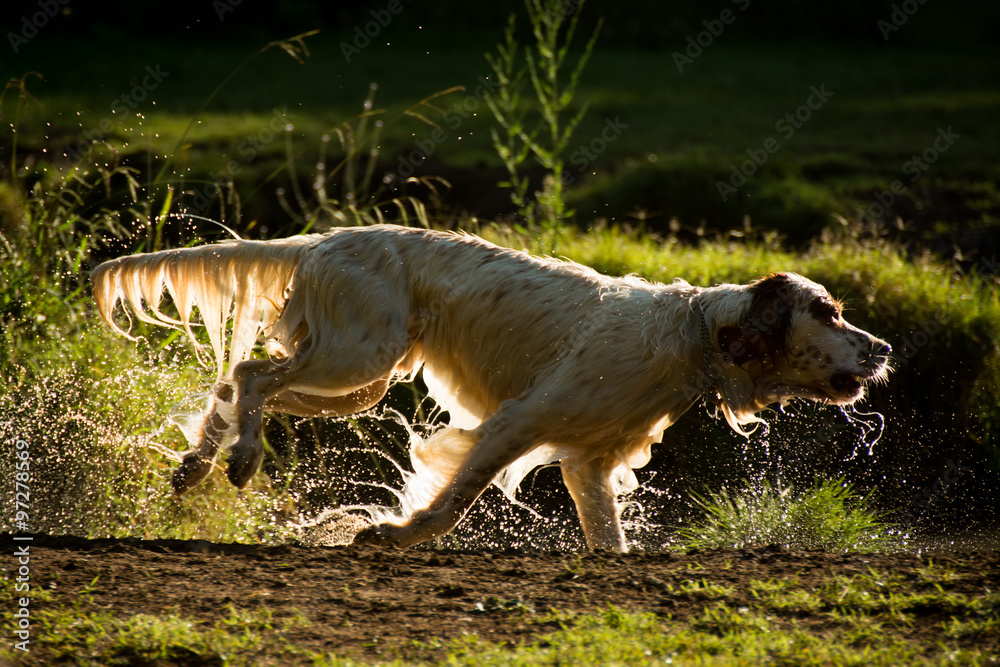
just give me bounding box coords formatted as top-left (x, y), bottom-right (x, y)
top-left (2, 19), bottom-right (999, 545)
top-left (6, 562), bottom-right (994, 666)
top-left (675, 478), bottom-right (893, 552)
top-left (3, 190), bottom-right (998, 542)
top-left (9, 34), bottom-right (1000, 236)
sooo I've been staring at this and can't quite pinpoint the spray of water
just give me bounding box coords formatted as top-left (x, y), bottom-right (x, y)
top-left (840, 406), bottom-right (885, 460)
top-left (2, 331), bottom-right (934, 553)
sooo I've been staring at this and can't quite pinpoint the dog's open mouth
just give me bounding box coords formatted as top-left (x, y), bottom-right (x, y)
top-left (763, 382), bottom-right (835, 405)
top-left (829, 371), bottom-right (864, 396)
top-left (763, 371), bottom-right (872, 406)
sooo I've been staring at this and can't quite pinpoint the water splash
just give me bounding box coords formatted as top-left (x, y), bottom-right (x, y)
top-left (840, 406), bottom-right (885, 460)
top-left (166, 390), bottom-right (215, 455)
top-left (277, 408), bottom-right (572, 549)
top-left (0, 351), bottom-right (300, 544)
top-left (4, 348), bottom-right (978, 552)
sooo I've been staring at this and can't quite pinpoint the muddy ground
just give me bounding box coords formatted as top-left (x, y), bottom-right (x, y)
top-left (3, 534), bottom-right (999, 663)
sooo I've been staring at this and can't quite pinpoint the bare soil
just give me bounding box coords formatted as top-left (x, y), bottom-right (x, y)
top-left (4, 534), bottom-right (999, 664)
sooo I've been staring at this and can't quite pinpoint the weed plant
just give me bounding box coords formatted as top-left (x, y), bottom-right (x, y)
top-left (675, 478), bottom-right (894, 552)
top-left (484, 0), bottom-right (601, 245)
top-left (272, 82), bottom-right (455, 232)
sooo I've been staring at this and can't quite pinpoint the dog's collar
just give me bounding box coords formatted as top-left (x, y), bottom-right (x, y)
top-left (692, 292), bottom-right (722, 405)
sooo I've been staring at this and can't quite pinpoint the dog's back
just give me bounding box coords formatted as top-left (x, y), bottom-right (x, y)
top-left (277, 226), bottom-right (676, 428)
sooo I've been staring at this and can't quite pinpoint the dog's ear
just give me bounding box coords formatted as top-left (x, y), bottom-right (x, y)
top-left (717, 326), bottom-right (770, 366)
top-left (718, 273), bottom-right (795, 366)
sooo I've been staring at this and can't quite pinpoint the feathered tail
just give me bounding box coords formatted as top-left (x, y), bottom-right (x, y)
top-left (91, 235), bottom-right (322, 379)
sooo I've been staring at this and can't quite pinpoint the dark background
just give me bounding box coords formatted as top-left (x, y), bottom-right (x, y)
top-left (14, 0), bottom-right (1000, 47)
top-left (5, 0), bottom-right (998, 544)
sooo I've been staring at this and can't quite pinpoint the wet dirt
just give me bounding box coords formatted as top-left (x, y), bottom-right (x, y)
top-left (3, 534), bottom-right (998, 663)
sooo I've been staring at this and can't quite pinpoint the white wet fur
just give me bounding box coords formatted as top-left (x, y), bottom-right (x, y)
top-left (92, 225), bottom-right (891, 552)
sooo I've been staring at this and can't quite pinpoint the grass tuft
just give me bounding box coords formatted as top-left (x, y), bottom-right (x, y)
top-left (676, 478), bottom-right (895, 552)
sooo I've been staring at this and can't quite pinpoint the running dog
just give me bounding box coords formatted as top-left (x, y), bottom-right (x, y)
top-left (92, 225), bottom-right (891, 552)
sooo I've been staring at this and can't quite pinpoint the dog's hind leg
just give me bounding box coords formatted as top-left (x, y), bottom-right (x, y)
top-left (172, 382), bottom-right (237, 494)
top-left (561, 455), bottom-right (628, 553)
top-left (225, 359), bottom-right (401, 488)
top-left (223, 359), bottom-right (297, 488)
top-left (209, 257), bottom-right (415, 489)
top-left (173, 372), bottom-right (394, 493)
top-left (263, 379), bottom-right (390, 418)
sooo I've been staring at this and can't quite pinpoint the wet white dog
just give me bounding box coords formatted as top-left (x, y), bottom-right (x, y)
top-left (93, 225), bottom-right (890, 552)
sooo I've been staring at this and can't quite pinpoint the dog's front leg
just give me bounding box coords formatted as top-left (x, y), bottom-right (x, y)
top-left (355, 486), bottom-right (479, 548)
top-left (562, 455), bottom-right (628, 553)
top-left (172, 382), bottom-right (236, 494)
top-left (354, 417), bottom-right (535, 548)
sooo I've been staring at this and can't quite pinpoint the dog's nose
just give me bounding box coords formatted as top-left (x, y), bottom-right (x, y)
top-left (873, 339), bottom-right (892, 357)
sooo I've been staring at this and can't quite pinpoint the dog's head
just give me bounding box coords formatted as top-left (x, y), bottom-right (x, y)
top-left (710, 272), bottom-right (891, 430)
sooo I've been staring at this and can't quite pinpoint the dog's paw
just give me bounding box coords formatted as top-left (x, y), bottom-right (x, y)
top-left (352, 522), bottom-right (404, 547)
top-left (172, 453), bottom-right (215, 495)
top-left (226, 442), bottom-right (264, 488)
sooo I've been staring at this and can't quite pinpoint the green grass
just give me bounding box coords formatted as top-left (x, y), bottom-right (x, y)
top-left (422, 564), bottom-right (999, 666)
top-left (5, 563), bottom-right (996, 666)
top-left (8, 34), bottom-right (999, 237)
top-left (0, 169), bottom-right (295, 541)
top-left (675, 478), bottom-right (894, 552)
top-left (2, 18), bottom-right (999, 543)
top-left (16, 37), bottom-right (1000, 166)
top-left (2, 578), bottom-right (316, 666)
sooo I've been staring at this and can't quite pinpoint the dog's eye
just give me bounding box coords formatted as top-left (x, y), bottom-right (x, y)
top-left (810, 299), bottom-right (840, 323)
